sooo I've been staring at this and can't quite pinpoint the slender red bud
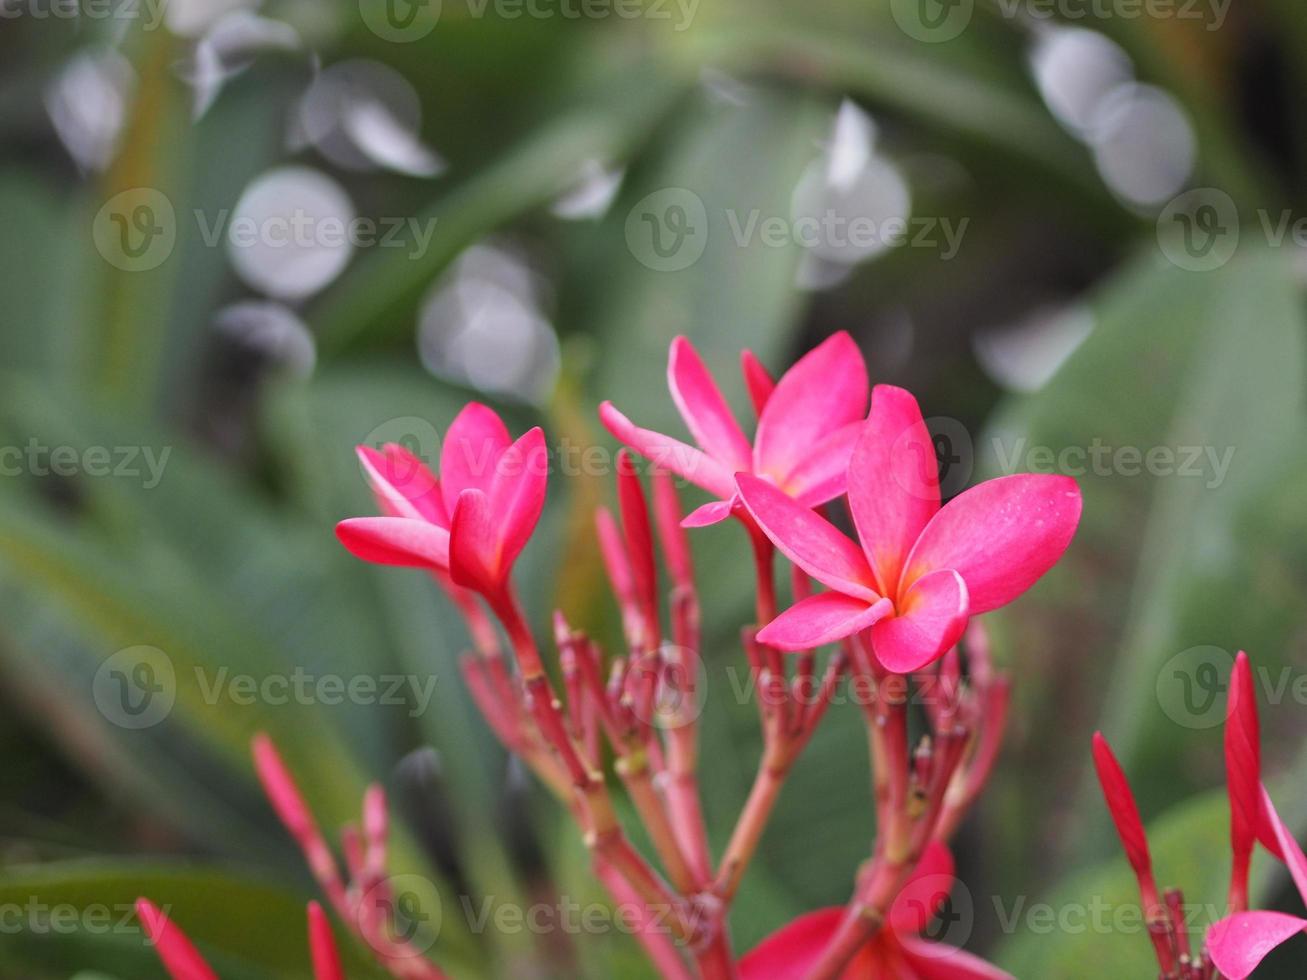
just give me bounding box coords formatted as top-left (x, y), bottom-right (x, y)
top-left (1091, 732), bottom-right (1159, 908)
top-left (616, 450), bottom-right (659, 648)
top-left (136, 898), bottom-right (219, 980)
top-left (251, 734), bottom-right (348, 912)
top-left (307, 902), bottom-right (346, 980)
top-left (651, 469), bottom-right (694, 592)
top-left (1225, 651), bottom-right (1260, 910)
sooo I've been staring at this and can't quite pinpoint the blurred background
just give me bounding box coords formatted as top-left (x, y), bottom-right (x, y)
top-left (1, 0), bottom-right (1306, 976)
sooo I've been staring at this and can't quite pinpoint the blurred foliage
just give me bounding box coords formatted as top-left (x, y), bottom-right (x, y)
top-left (0, 0), bottom-right (1306, 976)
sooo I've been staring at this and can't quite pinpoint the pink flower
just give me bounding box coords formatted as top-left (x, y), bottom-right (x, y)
top-left (335, 403), bottom-right (547, 598)
top-left (738, 842), bottom-right (1011, 979)
top-left (137, 897), bottom-right (344, 980)
top-left (1093, 654), bottom-right (1297, 979)
top-left (736, 385), bottom-right (1081, 671)
top-left (1207, 787), bottom-right (1307, 978)
top-left (1204, 653), bottom-right (1302, 979)
top-left (599, 333), bottom-right (868, 527)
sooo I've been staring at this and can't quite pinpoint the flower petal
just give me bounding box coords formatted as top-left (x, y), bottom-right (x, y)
top-left (357, 444), bottom-right (448, 525)
top-left (681, 498), bottom-right (736, 528)
top-left (739, 907), bottom-right (878, 980)
top-left (600, 401), bottom-right (736, 498)
top-left (1207, 911), bottom-right (1307, 980)
top-left (785, 420), bottom-right (865, 508)
top-left (668, 336), bottom-right (752, 471)
top-left (489, 426), bottom-right (548, 575)
top-left (849, 386), bottom-right (939, 594)
top-left (889, 840), bottom-right (956, 933)
top-left (440, 402), bottom-right (511, 514)
top-left (136, 899), bottom-right (220, 980)
top-left (754, 331), bottom-right (868, 482)
top-left (903, 474), bottom-right (1082, 614)
top-left (740, 349), bottom-right (776, 417)
top-left (335, 517), bottom-right (450, 570)
top-left (898, 935), bottom-right (1016, 980)
top-left (736, 473), bottom-right (878, 600)
top-left (869, 569), bottom-right (968, 673)
top-left (757, 592), bottom-right (892, 650)
top-left (1261, 787), bottom-right (1307, 900)
top-left (449, 489), bottom-right (501, 593)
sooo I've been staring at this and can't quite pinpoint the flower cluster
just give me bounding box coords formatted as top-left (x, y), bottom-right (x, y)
top-left (1093, 651), bottom-right (1305, 979)
top-left (148, 333), bottom-right (1084, 978)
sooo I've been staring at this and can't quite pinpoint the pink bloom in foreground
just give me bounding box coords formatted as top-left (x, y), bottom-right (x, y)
top-left (138, 897), bottom-right (345, 980)
top-left (599, 332), bottom-right (868, 527)
top-left (1093, 653), bottom-right (1299, 979)
top-left (738, 842), bottom-right (1011, 979)
top-left (737, 386), bottom-right (1081, 670)
top-left (335, 403), bottom-right (547, 597)
top-left (1204, 653), bottom-right (1302, 979)
top-left (1207, 787), bottom-right (1307, 978)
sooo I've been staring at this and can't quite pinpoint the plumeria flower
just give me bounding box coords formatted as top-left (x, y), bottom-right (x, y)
top-left (599, 332), bottom-right (868, 527)
top-left (1093, 653), bottom-right (1290, 979)
top-left (1208, 788), bottom-right (1307, 978)
top-left (137, 897), bottom-right (345, 980)
top-left (1205, 651), bottom-right (1298, 980)
top-left (736, 385), bottom-right (1081, 671)
top-left (738, 842), bottom-right (1012, 979)
top-left (336, 403), bottom-right (547, 599)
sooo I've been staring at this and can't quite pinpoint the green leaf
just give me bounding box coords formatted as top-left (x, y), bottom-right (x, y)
top-left (978, 242), bottom-right (1307, 893)
top-left (312, 63), bottom-right (689, 355)
top-left (0, 862), bottom-right (393, 979)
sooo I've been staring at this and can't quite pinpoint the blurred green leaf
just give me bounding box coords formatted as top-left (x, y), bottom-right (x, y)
top-left (0, 862), bottom-right (392, 979)
top-left (980, 242), bottom-right (1307, 893)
